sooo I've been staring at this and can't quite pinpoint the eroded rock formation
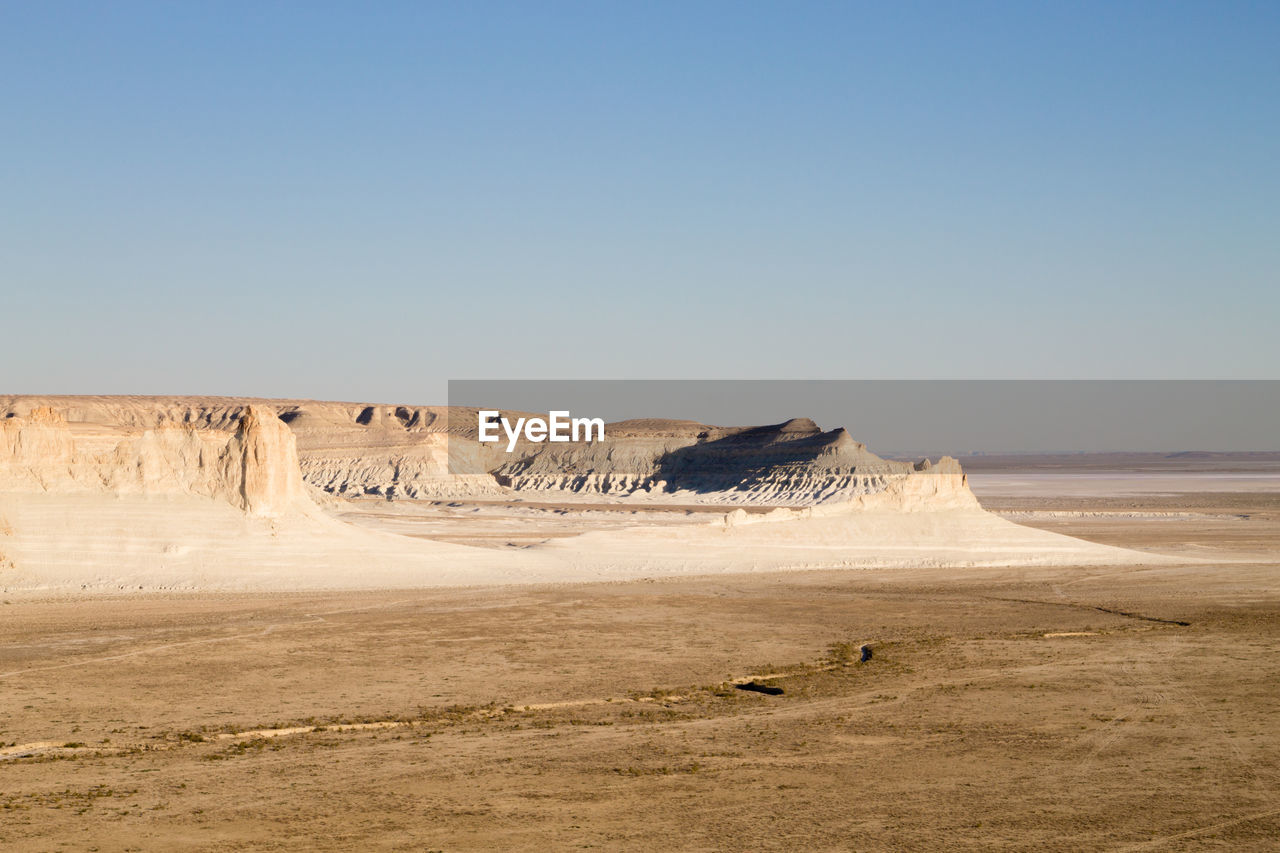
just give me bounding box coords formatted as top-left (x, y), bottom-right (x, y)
top-left (0, 396), bottom-right (975, 508)
top-left (489, 417), bottom-right (970, 506)
top-left (1, 400), bottom-right (306, 516)
top-left (0, 396), bottom-right (1154, 593)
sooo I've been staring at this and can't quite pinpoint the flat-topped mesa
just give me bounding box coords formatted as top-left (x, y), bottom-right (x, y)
top-left (0, 397), bottom-right (1157, 594)
top-left (490, 416), bottom-right (965, 506)
top-left (0, 397), bottom-right (979, 510)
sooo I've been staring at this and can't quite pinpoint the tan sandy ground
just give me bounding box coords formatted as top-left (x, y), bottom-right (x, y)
top-left (1, 489), bottom-right (1278, 851)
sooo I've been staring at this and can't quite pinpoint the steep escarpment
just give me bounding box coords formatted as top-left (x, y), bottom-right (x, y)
top-left (277, 401), bottom-right (978, 507)
top-left (218, 406), bottom-right (307, 515)
top-left (0, 399), bottom-right (531, 591)
top-left (0, 402), bottom-right (307, 516)
top-left (0, 396), bottom-right (975, 507)
top-left (284, 406), bottom-right (505, 499)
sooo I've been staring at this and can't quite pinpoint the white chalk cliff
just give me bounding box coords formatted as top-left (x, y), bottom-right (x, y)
top-left (0, 396), bottom-right (1165, 592)
top-left (1, 404), bottom-right (303, 515)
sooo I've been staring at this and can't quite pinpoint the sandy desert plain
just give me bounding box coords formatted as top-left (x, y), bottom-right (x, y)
top-left (1, 396), bottom-right (1279, 852)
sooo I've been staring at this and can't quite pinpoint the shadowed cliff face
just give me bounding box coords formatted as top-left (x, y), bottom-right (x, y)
top-left (485, 417), bottom-right (971, 505)
top-left (0, 397), bottom-right (975, 507)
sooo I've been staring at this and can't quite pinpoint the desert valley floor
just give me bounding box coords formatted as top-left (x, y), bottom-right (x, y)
top-left (3, 468), bottom-right (1279, 852)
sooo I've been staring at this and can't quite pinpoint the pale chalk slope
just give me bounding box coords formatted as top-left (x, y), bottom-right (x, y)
top-left (538, 472), bottom-right (1160, 580)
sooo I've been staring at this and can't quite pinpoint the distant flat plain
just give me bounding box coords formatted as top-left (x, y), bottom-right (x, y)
top-left (2, 455), bottom-right (1278, 851)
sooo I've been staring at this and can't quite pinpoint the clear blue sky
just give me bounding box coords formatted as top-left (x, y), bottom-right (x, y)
top-left (3, 1), bottom-right (1277, 401)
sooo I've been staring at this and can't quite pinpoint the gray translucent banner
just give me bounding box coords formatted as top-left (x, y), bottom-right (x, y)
top-left (447, 380), bottom-right (1279, 457)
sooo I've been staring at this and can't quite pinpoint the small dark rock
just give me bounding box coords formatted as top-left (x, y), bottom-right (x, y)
top-left (735, 681), bottom-right (784, 696)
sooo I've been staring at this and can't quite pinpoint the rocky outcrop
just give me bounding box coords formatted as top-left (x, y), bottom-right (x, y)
top-left (0, 397), bottom-right (1159, 594)
top-left (0, 401), bottom-right (307, 517)
top-left (296, 430), bottom-right (507, 500)
top-left (218, 405), bottom-right (306, 516)
top-left (1, 407), bottom-right (76, 489)
top-left (491, 418), bottom-right (964, 506)
top-left (1, 396), bottom-right (978, 509)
